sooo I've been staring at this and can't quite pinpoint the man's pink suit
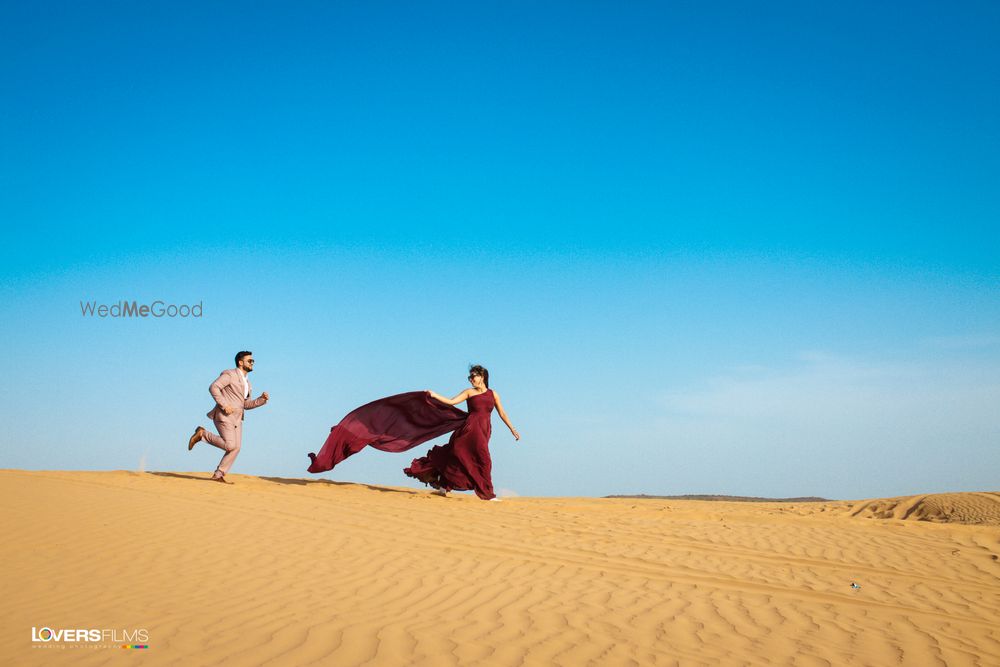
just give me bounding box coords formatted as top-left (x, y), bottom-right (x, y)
top-left (203, 369), bottom-right (267, 477)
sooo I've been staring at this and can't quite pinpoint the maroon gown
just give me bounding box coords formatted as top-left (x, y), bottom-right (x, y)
top-left (404, 389), bottom-right (496, 500)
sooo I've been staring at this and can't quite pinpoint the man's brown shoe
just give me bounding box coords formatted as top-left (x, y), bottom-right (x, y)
top-left (188, 426), bottom-right (205, 451)
top-left (210, 475), bottom-right (233, 484)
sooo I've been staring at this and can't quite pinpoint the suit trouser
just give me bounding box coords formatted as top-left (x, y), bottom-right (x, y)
top-left (202, 418), bottom-right (242, 476)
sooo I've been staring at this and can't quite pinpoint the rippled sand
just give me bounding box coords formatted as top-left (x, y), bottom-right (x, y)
top-left (2, 470), bottom-right (998, 666)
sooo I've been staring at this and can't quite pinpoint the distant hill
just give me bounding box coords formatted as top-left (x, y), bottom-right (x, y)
top-left (605, 494), bottom-right (832, 502)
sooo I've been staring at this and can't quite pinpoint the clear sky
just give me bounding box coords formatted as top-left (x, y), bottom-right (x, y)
top-left (1, 1), bottom-right (998, 499)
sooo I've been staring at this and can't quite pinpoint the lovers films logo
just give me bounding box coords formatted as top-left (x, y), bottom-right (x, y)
top-left (31, 626), bottom-right (149, 649)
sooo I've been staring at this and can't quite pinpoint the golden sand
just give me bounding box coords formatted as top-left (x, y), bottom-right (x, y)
top-left (2, 470), bottom-right (998, 666)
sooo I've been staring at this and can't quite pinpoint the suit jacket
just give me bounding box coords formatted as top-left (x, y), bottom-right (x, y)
top-left (207, 368), bottom-right (266, 425)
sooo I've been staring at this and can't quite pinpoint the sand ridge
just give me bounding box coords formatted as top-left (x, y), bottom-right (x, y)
top-left (2, 470), bottom-right (999, 666)
top-left (846, 492), bottom-right (1000, 525)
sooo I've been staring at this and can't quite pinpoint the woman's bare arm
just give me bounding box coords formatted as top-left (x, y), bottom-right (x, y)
top-left (427, 388), bottom-right (473, 406)
top-left (492, 390), bottom-right (520, 441)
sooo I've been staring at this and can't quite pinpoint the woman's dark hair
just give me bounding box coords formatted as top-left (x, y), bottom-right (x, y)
top-left (235, 350), bottom-right (253, 366)
top-left (469, 364), bottom-right (489, 388)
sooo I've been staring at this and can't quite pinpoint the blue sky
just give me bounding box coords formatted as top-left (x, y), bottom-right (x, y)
top-left (1, 2), bottom-right (998, 499)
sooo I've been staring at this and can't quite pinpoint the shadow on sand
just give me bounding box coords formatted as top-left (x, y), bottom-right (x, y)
top-left (149, 472), bottom-right (218, 483)
top-left (258, 476), bottom-right (419, 495)
top-left (147, 471), bottom-right (419, 495)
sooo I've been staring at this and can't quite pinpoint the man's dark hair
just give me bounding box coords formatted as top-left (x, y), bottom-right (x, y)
top-left (235, 351), bottom-right (253, 366)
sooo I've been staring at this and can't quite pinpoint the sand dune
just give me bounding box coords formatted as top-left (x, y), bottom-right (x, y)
top-left (846, 492), bottom-right (1000, 526)
top-left (2, 470), bottom-right (999, 666)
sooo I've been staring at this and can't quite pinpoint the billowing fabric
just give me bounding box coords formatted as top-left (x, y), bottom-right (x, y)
top-left (307, 392), bottom-right (468, 474)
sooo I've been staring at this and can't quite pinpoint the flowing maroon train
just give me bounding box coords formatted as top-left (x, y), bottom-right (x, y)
top-left (307, 390), bottom-right (499, 499)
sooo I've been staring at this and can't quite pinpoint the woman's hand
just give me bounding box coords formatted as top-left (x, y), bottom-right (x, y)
top-left (511, 428), bottom-right (520, 441)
